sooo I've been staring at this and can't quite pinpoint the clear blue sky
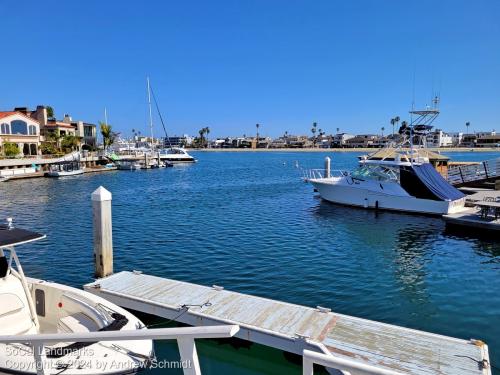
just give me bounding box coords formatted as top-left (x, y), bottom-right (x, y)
top-left (1, 0), bottom-right (499, 138)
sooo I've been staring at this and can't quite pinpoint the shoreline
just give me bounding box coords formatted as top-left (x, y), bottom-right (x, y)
top-left (189, 147), bottom-right (500, 153)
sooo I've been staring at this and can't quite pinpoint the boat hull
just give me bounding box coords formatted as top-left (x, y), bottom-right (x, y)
top-left (310, 178), bottom-right (466, 215)
top-left (46, 170), bottom-right (84, 177)
top-left (0, 278), bottom-right (153, 375)
top-left (159, 156), bottom-right (196, 163)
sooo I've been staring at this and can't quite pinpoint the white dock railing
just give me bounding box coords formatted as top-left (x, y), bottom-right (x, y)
top-left (302, 350), bottom-right (405, 375)
top-left (0, 325), bottom-right (239, 375)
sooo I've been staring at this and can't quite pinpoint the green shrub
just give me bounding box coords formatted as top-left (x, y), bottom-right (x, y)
top-left (3, 142), bottom-right (19, 157)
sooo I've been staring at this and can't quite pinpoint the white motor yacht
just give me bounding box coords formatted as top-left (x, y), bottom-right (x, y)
top-left (307, 102), bottom-right (467, 215)
top-left (0, 221), bottom-right (154, 374)
top-left (159, 148), bottom-right (196, 163)
top-left (309, 155), bottom-right (466, 215)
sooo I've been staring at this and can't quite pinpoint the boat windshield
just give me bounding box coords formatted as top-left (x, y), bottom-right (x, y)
top-left (166, 148), bottom-right (186, 155)
top-left (351, 165), bottom-right (399, 181)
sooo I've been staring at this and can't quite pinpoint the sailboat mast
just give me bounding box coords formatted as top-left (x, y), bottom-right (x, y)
top-left (147, 77), bottom-right (154, 151)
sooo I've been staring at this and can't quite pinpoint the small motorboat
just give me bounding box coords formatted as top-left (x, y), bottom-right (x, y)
top-left (46, 160), bottom-right (84, 177)
top-left (0, 221), bottom-right (154, 374)
top-left (0, 176), bottom-right (9, 183)
top-left (116, 160), bottom-right (142, 170)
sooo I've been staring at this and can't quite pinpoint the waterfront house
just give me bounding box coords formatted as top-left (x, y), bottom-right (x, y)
top-left (12, 106), bottom-right (97, 150)
top-left (345, 134), bottom-right (379, 148)
top-left (269, 136), bottom-right (287, 148)
top-left (332, 133), bottom-right (355, 147)
top-left (426, 129), bottom-right (454, 147)
top-left (476, 131), bottom-right (500, 147)
top-left (0, 111), bottom-right (40, 156)
top-left (62, 114), bottom-right (97, 149)
top-left (163, 135), bottom-right (194, 148)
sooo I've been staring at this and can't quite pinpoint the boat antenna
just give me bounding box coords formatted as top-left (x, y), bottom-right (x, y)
top-left (147, 77), bottom-right (155, 151)
top-left (149, 82), bottom-right (173, 150)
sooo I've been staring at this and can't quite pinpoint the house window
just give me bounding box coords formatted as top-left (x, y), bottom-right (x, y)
top-left (30, 144), bottom-right (37, 155)
top-left (11, 120), bottom-right (28, 135)
top-left (28, 125), bottom-right (37, 135)
top-left (0, 123), bottom-right (9, 134)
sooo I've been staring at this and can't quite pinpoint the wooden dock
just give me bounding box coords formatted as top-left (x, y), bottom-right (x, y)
top-left (84, 271), bottom-right (491, 375)
top-left (444, 208), bottom-right (500, 232)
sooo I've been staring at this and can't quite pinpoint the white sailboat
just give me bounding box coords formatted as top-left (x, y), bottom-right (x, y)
top-left (0, 220), bottom-right (153, 374)
top-left (146, 78), bottom-right (196, 164)
top-left (307, 101), bottom-right (467, 215)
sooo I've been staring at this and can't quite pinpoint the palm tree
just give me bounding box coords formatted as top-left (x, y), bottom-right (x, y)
top-left (46, 106), bottom-right (55, 119)
top-left (381, 126), bottom-right (385, 137)
top-left (311, 122), bottom-right (318, 147)
top-left (205, 127), bottom-right (210, 148)
top-left (256, 124), bottom-right (260, 147)
top-left (466, 122), bottom-right (470, 134)
top-left (394, 116), bottom-right (400, 130)
top-left (336, 127), bottom-right (340, 134)
top-left (390, 118), bottom-right (395, 136)
top-left (198, 128), bottom-right (205, 148)
top-left (99, 122), bottom-right (115, 150)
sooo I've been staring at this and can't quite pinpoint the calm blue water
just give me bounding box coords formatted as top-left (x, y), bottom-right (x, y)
top-left (1, 151), bottom-right (499, 374)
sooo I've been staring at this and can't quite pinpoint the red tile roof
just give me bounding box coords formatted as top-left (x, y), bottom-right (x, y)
top-left (0, 111), bottom-right (40, 124)
top-left (0, 111), bottom-right (16, 120)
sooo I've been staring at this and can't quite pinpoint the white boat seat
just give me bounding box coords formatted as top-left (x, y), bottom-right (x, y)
top-left (58, 312), bottom-right (99, 334)
top-left (0, 294), bottom-right (35, 335)
top-left (60, 293), bottom-right (108, 328)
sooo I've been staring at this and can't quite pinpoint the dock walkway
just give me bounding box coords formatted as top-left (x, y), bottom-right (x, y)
top-left (84, 271), bottom-right (490, 375)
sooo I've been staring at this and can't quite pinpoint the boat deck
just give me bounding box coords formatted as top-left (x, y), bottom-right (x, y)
top-left (84, 271), bottom-right (490, 375)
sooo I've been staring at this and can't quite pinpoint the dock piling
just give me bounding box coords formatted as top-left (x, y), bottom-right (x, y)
top-left (324, 157), bottom-right (331, 178)
top-left (92, 186), bottom-right (113, 278)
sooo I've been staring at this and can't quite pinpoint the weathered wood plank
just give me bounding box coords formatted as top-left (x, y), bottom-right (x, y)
top-left (85, 271), bottom-right (490, 375)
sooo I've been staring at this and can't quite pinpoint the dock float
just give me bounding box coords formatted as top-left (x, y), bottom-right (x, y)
top-left (84, 271), bottom-right (491, 375)
top-left (444, 209), bottom-right (500, 232)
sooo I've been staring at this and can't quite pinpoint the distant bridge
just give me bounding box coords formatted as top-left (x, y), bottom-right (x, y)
top-left (447, 157), bottom-right (500, 187)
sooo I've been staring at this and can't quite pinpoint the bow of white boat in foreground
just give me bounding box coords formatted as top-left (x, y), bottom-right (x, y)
top-left (0, 223), bottom-right (154, 374)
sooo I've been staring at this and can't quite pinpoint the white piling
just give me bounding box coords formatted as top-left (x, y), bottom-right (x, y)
top-left (92, 186), bottom-right (113, 278)
top-left (324, 157), bottom-right (331, 178)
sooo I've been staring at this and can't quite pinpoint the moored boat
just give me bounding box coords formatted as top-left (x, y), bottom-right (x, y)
top-left (116, 160), bottom-right (142, 170)
top-left (46, 160), bottom-right (84, 177)
top-left (307, 101), bottom-right (468, 215)
top-left (159, 147), bottom-right (196, 163)
top-left (0, 220), bottom-right (154, 374)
